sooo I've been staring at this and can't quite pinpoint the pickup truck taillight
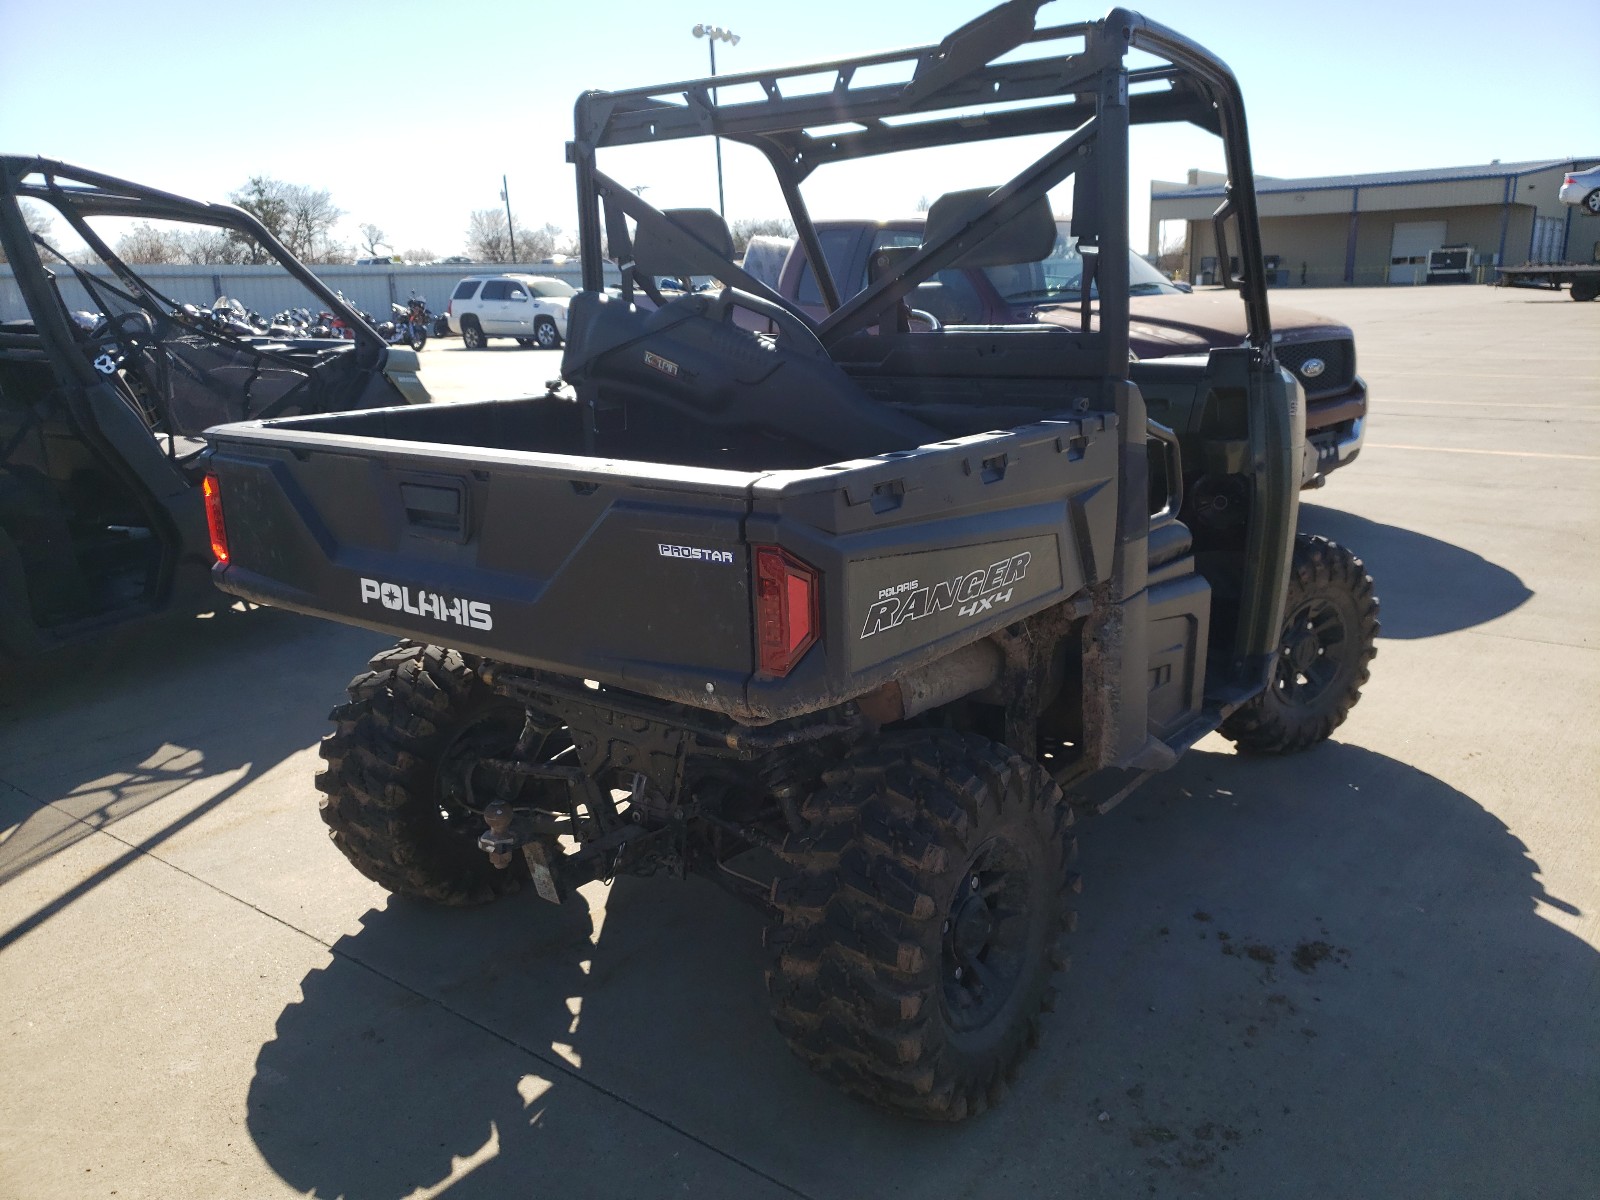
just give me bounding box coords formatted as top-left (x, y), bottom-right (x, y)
top-left (754, 545), bottom-right (819, 676)
top-left (203, 473), bottom-right (229, 565)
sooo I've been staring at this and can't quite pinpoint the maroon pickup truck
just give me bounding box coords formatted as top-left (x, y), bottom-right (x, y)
top-left (774, 219), bottom-right (1366, 483)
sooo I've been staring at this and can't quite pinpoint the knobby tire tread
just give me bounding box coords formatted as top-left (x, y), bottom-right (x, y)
top-left (1220, 534), bottom-right (1380, 755)
top-left (315, 641), bottom-right (526, 906)
top-left (765, 730), bottom-right (1077, 1121)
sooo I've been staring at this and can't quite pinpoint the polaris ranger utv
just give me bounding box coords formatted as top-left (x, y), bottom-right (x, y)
top-left (202, 2), bottom-right (1378, 1119)
top-left (0, 159), bottom-right (426, 659)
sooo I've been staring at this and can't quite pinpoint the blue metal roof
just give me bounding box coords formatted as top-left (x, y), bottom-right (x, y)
top-left (1166, 157), bottom-right (1597, 198)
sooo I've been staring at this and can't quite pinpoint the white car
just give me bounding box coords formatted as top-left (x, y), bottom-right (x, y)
top-left (446, 274), bottom-right (575, 349)
top-left (1558, 165), bottom-right (1600, 214)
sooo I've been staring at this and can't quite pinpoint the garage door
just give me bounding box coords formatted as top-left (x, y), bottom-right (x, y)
top-left (1531, 216), bottom-right (1564, 264)
top-left (1389, 221), bottom-right (1447, 284)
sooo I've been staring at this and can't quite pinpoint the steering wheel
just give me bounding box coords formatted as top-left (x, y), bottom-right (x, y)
top-left (704, 287), bottom-right (830, 361)
top-left (83, 310), bottom-right (151, 372)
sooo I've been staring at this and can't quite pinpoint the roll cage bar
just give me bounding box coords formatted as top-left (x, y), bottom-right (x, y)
top-left (568, 2), bottom-right (1272, 374)
top-left (0, 156), bottom-right (386, 367)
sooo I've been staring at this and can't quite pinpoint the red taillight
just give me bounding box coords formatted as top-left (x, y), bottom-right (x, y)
top-left (754, 545), bottom-right (819, 676)
top-left (447, 299), bottom-right (454, 316)
top-left (202, 473), bottom-right (229, 565)
top-left (1565, 175), bottom-right (1575, 186)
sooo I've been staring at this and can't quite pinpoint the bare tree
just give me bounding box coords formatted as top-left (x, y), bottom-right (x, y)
top-left (358, 223), bottom-right (389, 257)
top-left (115, 221), bottom-right (181, 264)
top-left (0, 201), bottom-right (55, 264)
top-left (466, 208), bottom-right (522, 262)
top-left (520, 222), bottom-right (563, 261)
top-left (729, 217), bottom-right (796, 255)
top-left (400, 247), bottom-right (437, 265)
top-left (285, 185), bottom-right (345, 262)
top-left (173, 227), bottom-right (241, 265)
top-left (228, 176), bottom-right (345, 263)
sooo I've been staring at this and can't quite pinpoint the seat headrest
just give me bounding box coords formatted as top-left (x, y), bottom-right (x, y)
top-left (924, 187), bottom-right (1054, 268)
top-left (632, 208), bottom-right (734, 276)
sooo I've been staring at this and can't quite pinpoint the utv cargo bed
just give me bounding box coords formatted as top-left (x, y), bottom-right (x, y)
top-left (206, 395), bottom-right (1117, 721)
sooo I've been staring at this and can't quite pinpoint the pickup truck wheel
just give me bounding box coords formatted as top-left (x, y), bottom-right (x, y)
top-left (1220, 534), bottom-right (1379, 755)
top-left (765, 731), bottom-right (1077, 1121)
top-left (533, 317), bottom-right (561, 349)
top-left (460, 317), bottom-right (486, 349)
top-left (315, 642), bottom-right (549, 906)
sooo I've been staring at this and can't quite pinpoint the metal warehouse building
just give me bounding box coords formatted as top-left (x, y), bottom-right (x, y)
top-left (1149, 157), bottom-right (1599, 288)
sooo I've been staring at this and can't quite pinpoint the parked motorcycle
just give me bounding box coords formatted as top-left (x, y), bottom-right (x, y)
top-left (376, 294), bottom-right (429, 350)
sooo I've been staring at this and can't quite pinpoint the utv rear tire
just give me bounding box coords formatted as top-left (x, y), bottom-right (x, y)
top-left (1571, 279), bottom-right (1599, 302)
top-left (315, 641), bottom-right (536, 906)
top-left (1220, 534), bottom-right (1379, 755)
top-left (766, 732), bottom-right (1077, 1121)
top-left (461, 318), bottom-right (485, 349)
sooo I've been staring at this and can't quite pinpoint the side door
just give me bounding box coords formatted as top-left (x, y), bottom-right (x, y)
top-left (477, 280), bottom-right (512, 333)
top-left (504, 281), bottom-right (533, 335)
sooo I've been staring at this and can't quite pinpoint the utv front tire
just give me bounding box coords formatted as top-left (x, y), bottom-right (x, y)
top-left (1220, 534), bottom-right (1379, 754)
top-left (315, 642), bottom-right (533, 906)
top-left (766, 732), bottom-right (1077, 1121)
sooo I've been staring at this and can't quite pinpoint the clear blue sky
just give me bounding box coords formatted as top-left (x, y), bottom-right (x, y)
top-left (3, 0), bottom-right (1594, 255)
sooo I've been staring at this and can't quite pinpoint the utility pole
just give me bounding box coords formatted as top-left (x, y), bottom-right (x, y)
top-left (501, 175), bottom-right (518, 263)
top-left (692, 24), bottom-right (740, 217)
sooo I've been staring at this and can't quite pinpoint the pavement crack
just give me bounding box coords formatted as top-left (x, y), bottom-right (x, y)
top-left (1464, 630), bottom-right (1598, 652)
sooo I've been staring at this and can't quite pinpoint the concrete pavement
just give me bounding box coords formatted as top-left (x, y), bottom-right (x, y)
top-left (1, 284), bottom-right (1596, 1199)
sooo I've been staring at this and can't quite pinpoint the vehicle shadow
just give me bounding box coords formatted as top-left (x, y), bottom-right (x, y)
top-left (246, 742), bottom-right (1598, 1199)
top-left (1298, 502), bottom-right (1532, 638)
top-left (0, 604), bottom-right (388, 938)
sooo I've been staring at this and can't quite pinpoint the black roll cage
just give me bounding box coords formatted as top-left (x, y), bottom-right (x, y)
top-left (567, 1), bottom-right (1273, 375)
top-left (0, 156), bottom-right (386, 370)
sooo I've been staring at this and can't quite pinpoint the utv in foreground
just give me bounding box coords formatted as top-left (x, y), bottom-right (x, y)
top-left (202, 1), bottom-right (1378, 1119)
top-left (0, 159), bottom-right (425, 660)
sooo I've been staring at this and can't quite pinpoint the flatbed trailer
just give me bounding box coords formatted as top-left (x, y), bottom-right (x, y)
top-left (1495, 262), bottom-right (1600, 301)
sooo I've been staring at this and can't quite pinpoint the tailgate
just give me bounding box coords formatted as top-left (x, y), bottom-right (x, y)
top-left (205, 426), bottom-right (757, 706)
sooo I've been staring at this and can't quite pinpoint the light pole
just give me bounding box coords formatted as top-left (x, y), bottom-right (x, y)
top-left (692, 23), bottom-right (740, 217)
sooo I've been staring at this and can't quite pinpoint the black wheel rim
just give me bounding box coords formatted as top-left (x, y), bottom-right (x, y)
top-left (1272, 596), bottom-right (1349, 707)
top-left (941, 838), bottom-right (1032, 1032)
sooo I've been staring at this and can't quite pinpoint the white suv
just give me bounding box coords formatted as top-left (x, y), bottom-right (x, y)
top-left (446, 274), bottom-right (575, 349)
